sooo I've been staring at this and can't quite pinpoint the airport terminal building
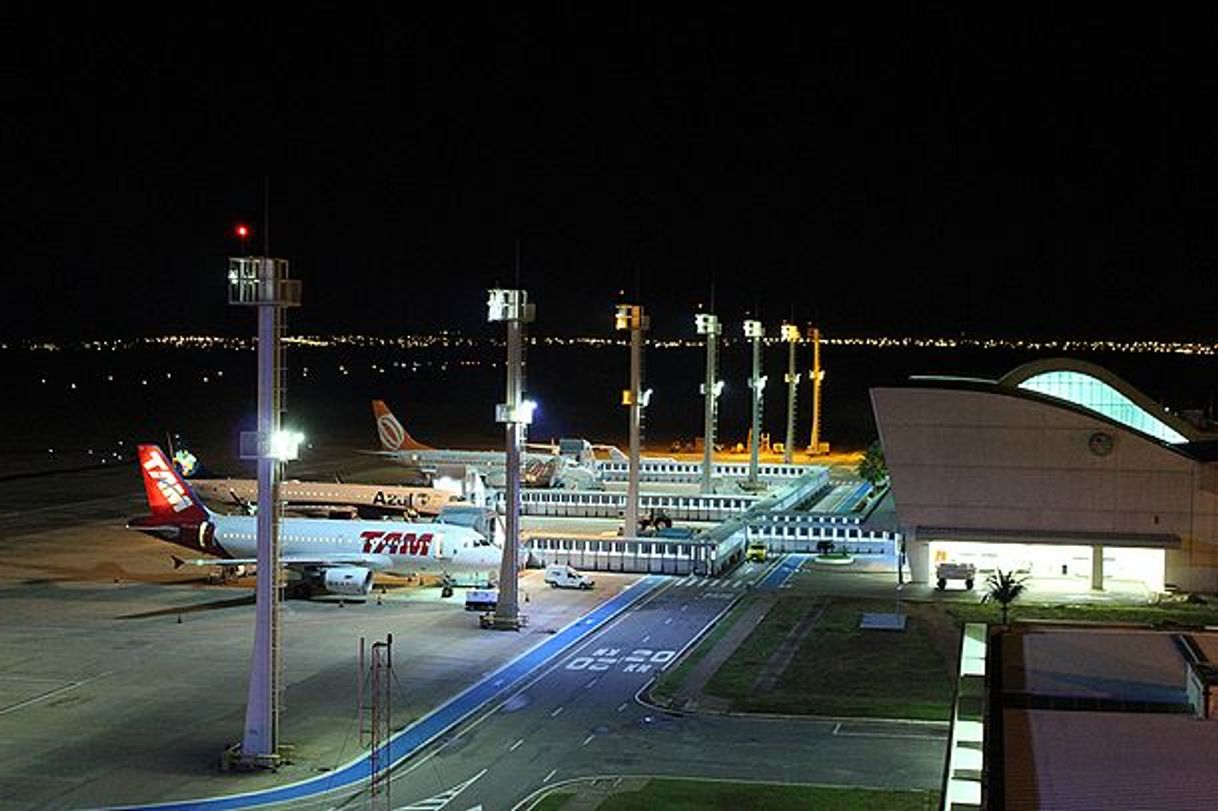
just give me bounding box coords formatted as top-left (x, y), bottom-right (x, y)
top-left (872, 359), bottom-right (1218, 593)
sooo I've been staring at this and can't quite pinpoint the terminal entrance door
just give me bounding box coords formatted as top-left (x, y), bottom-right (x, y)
top-left (928, 541), bottom-right (1165, 592)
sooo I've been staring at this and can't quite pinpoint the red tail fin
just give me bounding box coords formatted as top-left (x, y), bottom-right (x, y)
top-left (137, 444), bottom-right (209, 523)
top-left (372, 400), bottom-right (431, 451)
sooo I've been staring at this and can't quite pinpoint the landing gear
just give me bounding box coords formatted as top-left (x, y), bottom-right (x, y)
top-left (440, 575), bottom-right (454, 599)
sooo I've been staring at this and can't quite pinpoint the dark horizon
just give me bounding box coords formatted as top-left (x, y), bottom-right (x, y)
top-left (6, 7), bottom-right (1217, 342)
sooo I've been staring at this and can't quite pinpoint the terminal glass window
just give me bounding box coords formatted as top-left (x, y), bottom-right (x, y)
top-left (1017, 370), bottom-right (1188, 444)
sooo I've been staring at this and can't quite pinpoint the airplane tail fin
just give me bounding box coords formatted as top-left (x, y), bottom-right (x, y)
top-left (372, 400), bottom-right (431, 451)
top-left (136, 444), bottom-right (210, 523)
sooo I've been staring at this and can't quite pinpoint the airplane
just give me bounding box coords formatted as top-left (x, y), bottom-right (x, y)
top-left (187, 476), bottom-right (468, 519)
top-left (126, 444), bottom-right (501, 598)
top-left (371, 400), bottom-right (602, 490)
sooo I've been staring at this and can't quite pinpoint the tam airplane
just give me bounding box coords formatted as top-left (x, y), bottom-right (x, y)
top-left (126, 445), bottom-right (500, 597)
top-left (371, 400), bottom-right (602, 490)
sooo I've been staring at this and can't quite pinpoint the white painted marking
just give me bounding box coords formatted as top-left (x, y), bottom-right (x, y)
top-left (641, 634), bottom-right (651, 643)
top-left (617, 702), bottom-right (628, 712)
top-left (509, 738), bottom-right (524, 751)
top-left (550, 706), bottom-right (564, 718)
top-left (834, 729), bottom-right (946, 741)
top-left (582, 734), bottom-right (595, 746)
top-left (0, 673), bottom-right (108, 717)
top-left (543, 768), bottom-right (557, 783)
top-left (585, 677), bottom-right (598, 689)
top-left (833, 722), bottom-right (842, 735)
top-left (664, 618), bottom-right (672, 624)
top-left (393, 768), bottom-right (487, 810)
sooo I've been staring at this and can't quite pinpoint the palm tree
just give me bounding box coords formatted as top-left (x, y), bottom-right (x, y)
top-left (982, 569), bottom-right (1028, 625)
top-left (857, 440), bottom-right (888, 485)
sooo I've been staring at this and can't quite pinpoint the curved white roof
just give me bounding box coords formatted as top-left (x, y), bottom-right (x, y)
top-left (999, 359), bottom-right (1196, 445)
top-left (1015, 370), bottom-right (1188, 444)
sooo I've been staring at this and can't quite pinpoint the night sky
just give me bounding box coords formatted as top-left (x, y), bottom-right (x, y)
top-left (5, 6), bottom-right (1217, 341)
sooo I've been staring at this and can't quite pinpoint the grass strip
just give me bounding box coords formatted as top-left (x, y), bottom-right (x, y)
top-left (946, 601), bottom-right (1218, 627)
top-left (706, 597), bottom-right (954, 720)
top-left (593, 777), bottom-right (938, 810)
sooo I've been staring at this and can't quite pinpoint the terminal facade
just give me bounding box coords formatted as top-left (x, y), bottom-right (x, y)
top-left (872, 358), bottom-right (1218, 593)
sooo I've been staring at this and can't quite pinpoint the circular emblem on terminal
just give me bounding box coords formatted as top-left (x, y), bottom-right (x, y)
top-left (377, 414), bottom-right (404, 449)
top-left (1088, 431), bottom-right (1114, 457)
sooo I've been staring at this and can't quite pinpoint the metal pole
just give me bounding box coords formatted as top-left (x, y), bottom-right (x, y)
top-left (490, 289), bottom-right (534, 631)
top-left (227, 256), bottom-right (299, 770)
top-left (499, 317), bottom-right (522, 627)
top-left (744, 320), bottom-right (763, 486)
top-left (627, 323), bottom-right (642, 534)
top-left (782, 323), bottom-right (800, 464)
top-left (697, 313), bottom-right (720, 494)
top-left (617, 305), bottom-right (648, 538)
top-left (243, 259), bottom-right (283, 764)
top-left (809, 326), bottom-right (823, 454)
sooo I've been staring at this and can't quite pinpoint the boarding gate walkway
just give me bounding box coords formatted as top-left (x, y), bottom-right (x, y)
top-left (524, 470), bottom-right (838, 576)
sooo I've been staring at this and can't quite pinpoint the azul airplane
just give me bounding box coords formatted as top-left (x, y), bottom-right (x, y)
top-left (371, 400), bottom-right (602, 490)
top-left (187, 476), bottom-right (467, 519)
top-left (126, 444), bottom-right (501, 597)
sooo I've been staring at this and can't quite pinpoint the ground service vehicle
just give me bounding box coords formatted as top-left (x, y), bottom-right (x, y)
top-left (746, 541), bottom-right (768, 562)
top-left (936, 562), bottom-right (976, 590)
top-left (544, 564), bottom-right (594, 589)
top-left (464, 588), bottom-right (499, 611)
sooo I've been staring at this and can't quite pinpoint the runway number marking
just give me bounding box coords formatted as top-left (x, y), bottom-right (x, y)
top-left (564, 648), bottom-right (676, 675)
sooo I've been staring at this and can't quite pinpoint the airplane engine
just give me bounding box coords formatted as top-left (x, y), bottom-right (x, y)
top-left (321, 566), bottom-right (375, 596)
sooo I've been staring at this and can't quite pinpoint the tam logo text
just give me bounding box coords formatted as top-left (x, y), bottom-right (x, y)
top-left (361, 531), bottom-right (433, 556)
top-left (143, 450), bottom-right (195, 512)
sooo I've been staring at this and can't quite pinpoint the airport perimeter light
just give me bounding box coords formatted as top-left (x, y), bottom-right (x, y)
top-left (488, 288), bottom-right (534, 631)
top-left (780, 323), bottom-right (801, 464)
top-left (744, 320), bottom-right (765, 486)
top-left (808, 326), bottom-right (825, 454)
top-left (227, 255), bottom-right (300, 770)
top-left (269, 429), bottom-right (305, 461)
top-left (616, 303), bottom-right (649, 537)
top-left (696, 312), bottom-right (722, 494)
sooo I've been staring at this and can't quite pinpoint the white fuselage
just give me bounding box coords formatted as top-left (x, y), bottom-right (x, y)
top-left (211, 514), bottom-right (500, 577)
top-left (390, 448), bottom-right (555, 469)
top-left (191, 478), bottom-right (463, 516)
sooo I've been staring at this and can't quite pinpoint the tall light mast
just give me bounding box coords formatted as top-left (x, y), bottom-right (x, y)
top-left (616, 304), bottom-right (649, 537)
top-left (695, 312), bottom-right (722, 494)
top-left (489, 288), bottom-right (534, 631)
top-left (744, 319), bottom-right (766, 486)
top-left (781, 322), bottom-right (801, 464)
top-left (226, 253), bottom-right (301, 769)
top-left (808, 326), bottom-right (824, 455)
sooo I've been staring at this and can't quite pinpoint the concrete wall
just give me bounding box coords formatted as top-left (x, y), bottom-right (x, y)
top-left (871, 386), bottom-right (1218, 592)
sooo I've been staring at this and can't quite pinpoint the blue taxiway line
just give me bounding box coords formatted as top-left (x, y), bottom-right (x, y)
top-left (117, 575), bottom-right (667, 811)
top-left (759, 553), bottom-right (809, 590)
top-left (838, 480), bottom-right (873, 513)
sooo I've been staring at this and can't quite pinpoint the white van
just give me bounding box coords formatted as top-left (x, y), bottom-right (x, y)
top-left (464, 588), bottom-right (499, 611)
top-left (544, 564), bottom-right (594, 590)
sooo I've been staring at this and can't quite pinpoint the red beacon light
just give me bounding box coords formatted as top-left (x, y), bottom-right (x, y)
top-left (235, 224), bottom-right (250, 239)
